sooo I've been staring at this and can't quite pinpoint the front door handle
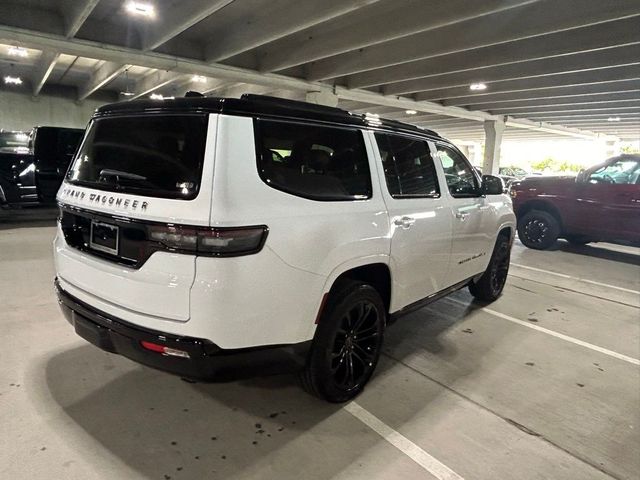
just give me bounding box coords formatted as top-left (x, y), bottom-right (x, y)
top-left (394, 216), bottom-right (416, 229)
top-left (455, 212), bottom-right (470, 220)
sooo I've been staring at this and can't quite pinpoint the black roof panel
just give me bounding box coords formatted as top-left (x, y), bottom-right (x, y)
top-left (95, 94), bottom-right (442, 140)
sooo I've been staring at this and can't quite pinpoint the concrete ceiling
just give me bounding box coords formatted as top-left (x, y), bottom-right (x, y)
top-left (0, 0), bottom-right (638, 142)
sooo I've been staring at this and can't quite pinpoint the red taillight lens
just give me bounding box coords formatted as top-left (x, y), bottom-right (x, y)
top-left (140, 340), bottom-right (190, 358)
top-left (149, 225), bottom-right (268, 257)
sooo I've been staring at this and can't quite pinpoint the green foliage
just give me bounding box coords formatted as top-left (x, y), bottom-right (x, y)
top-left (620, 145), bottom-right (640, 154)
top-left (530, 156), bottom-right (581, 173)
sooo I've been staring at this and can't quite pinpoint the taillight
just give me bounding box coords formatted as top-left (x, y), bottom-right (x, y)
top-left (140, 340), bottom-right (190, 358)
top-left (149, 225), bottom-right (268, 257)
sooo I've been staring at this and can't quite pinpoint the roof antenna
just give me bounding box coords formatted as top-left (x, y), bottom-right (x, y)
top-left (185, 90), bottom-right (204, 98)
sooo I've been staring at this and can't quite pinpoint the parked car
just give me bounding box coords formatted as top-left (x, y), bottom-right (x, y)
top-left (54, 94), bottom-right (515, 402)
top-left (0, 126), bottom-right (84, 208)
top-left (511, 154), bottom-right (640, 249)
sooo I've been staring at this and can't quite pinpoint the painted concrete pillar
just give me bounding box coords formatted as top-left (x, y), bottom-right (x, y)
top-left (483, 119), bottom-right (505, 175)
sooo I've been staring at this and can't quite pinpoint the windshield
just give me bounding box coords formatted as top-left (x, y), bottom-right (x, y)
top-left (66, 114), bottom-right (209, 199)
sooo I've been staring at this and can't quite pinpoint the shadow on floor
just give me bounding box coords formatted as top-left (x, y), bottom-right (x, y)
top-left (546, 240), bottom-right (640, 266)
top-left (0, 207), bottom-right (58, 230)
top-left (41, 299), bottom-right (487, 479)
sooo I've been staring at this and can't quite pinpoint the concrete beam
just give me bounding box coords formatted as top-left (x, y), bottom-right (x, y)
top-left (63, 0), bottom-right (100, 38)
top-left (130, 70), bottom-right (190, 100)
top-left (465, 91), bottom-right (640, 111)
top-left (492, 102), bottom-right (640, 115)
top-left (205, 0), bottom-right (380, 62)
top-left (305, 90), bottom-right (339, 107)
top-left (31, 49), bottom-right (60, 96)
top-left (442, 80), bottom-right (640, 106)
top-left (306, 0), bottom-right (640, 81)
top-left (78, 61), bottom-right (128, 101)
top-left (258, 0), bottom-right (534, 72)
top-left (418, 65), bottom-right (640, 101)
top-left (0, 25), bottom-right (612, 141)
top-left (385, 43), bottom-right (640, 96)
top-left (347, 16), bottom-right (640, 89)
top-left (142, 0), bottom-right (234, 51)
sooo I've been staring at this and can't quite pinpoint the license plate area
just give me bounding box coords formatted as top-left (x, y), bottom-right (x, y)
top-left (90, 220), bottom-right (119, 255)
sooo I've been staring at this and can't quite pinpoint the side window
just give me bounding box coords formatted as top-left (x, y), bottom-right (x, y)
top-left (588, 159), bottom-right (640, 185)
top-left (255, 119), bottom-right (372, 201)
top-left (436, 144), bottom-right (481, 197)
top-left (374, 133), bottom-right (440, 198)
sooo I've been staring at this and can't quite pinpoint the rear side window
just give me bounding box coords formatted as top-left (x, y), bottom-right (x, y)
top-left (374, 133), bottom-right (440, 198)
top-left (255, 119), bottom-right (372, 201)
top-left (66, 114), bottom-right (208, 200)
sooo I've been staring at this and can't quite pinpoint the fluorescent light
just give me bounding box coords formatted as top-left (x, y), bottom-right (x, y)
top-left (120, 91), bottom-right (135, 97)
top-left (607, 116), bottom-right (621, 122)
top-left (8, 46), bottom-right (28, 57)
top-left (125, 1), bottom-right (155, 17)
top-left (191, 75), bottom-right (207, 83)
top-left (4, 76), bottom-right (23, 85)
top-left (470, 83), bottom-right (487, 91)
top-left (405, 109), bottom-right (417, 115)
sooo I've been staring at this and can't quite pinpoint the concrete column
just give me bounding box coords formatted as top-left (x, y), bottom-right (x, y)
top-left (305, 90), bottom-right (339, 107)
top-left (483, 119), bottom-right (505, 175)
top-left (604, 139), bottom-right (620, 158)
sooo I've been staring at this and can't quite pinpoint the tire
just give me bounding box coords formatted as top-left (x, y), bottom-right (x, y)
top-left (517, 209), bottom-right (560, 250)
top-left (469, 234), bottom-right (511, 302)
top-left (300, 281), bottom-right (385, 403)
top-left (565, 235), bottom-right (590, 246)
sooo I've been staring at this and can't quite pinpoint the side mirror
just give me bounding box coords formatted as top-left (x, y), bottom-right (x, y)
top-left (482, 175), bottom-right (505, 195)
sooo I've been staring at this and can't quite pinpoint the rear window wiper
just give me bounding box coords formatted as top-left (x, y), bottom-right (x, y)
top-left (99, 169), bottom-right (147, 182)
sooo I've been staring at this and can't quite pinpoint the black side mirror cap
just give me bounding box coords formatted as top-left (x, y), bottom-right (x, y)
top-left (482, 175), bottom-right (505, 195)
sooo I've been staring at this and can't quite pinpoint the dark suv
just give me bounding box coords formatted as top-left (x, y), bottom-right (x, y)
top-left (0, 126), bottom-right (84, 208)
top-left (511, 154), bottom-right (640, 249)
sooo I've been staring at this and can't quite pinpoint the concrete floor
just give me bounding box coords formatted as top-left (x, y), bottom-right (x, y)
top-left (1, 209), bottom-right (638, 480)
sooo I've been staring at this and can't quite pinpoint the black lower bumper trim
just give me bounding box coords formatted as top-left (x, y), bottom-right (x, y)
top-left (55, 279), bottom-right (311, 381)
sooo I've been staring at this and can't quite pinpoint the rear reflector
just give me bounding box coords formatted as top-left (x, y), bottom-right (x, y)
top-left (140, 340), bottom-right (190, 358)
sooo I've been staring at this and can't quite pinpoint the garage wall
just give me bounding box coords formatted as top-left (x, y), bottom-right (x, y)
top-left (0, 89), bottom-right (115, 132)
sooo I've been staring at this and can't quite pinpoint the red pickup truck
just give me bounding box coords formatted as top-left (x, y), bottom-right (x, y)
top-left (510, 154), bottom-right (640, 249)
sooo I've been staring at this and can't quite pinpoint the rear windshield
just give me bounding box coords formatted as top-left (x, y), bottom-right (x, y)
top-left (66, 114), bottom-right (208, 200)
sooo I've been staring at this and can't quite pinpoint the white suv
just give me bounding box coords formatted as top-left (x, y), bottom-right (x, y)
top-left (54, 95), bottom-right (515, 402)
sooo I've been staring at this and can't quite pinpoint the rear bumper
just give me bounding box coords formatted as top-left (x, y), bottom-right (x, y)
top-left (55, 279), bottom-right (311, 381)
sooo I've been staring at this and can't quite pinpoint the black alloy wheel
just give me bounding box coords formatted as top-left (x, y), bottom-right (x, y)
top-left (469, 234), bottom-right (512, 301)
top-left (330, 300), bottom-right (380, 392)
top-left (301, 281), bottom-right (385, 402)
top-left (517, 210), bottom-right (560, 250)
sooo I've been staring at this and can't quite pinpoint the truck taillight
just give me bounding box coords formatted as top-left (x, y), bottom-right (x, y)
top-left (149, 225), bottom-right (268, 256)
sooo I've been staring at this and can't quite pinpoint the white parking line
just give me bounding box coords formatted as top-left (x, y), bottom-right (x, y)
top-left (446, 297), bottom-right (640, 367)
top-left (510, 263), bottom-right (640, 295)
top-left (344, 402), bottom-right (464, 480)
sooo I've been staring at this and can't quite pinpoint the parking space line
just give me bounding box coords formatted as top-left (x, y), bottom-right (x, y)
top-left (344, 402), bottom-right (464, 480)
top-left (510, 263), bottom-right (640, 295)
top-left (446, 298), bottom-right (640, 367)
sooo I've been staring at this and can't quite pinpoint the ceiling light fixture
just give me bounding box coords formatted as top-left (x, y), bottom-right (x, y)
top-left (192, 75), bottom-right (207, 83)
top-left (469, 83), bottom-right (487, 91)
top-left (4, 76), bottom-right (23, 85)
top-left (607, 116), bottom-right (621, 122)
top-left (405, 110), bottom-right (417, 115)
top-left (125, 1), bottom-right (155, 17)
top-left (8, 46), bottom-right (28, 57)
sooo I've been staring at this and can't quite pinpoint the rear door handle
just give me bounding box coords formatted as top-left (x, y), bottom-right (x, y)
top-left (455, 212), bottom-right (470, 220)
top-left (394, 216), bottom-right (416, 229)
